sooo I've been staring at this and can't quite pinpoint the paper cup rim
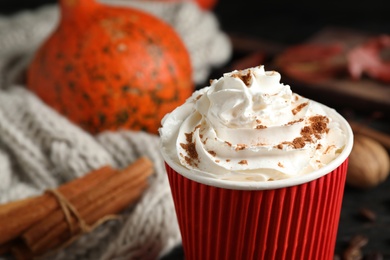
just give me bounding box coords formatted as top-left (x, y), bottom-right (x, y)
top-left (160, 105), bottom-right (353, 190)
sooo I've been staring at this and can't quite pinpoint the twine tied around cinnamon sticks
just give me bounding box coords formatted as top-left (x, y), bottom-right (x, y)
top-left (0, 157), bottom-right (154, 260)
top-left (45, 188), bottom-right (92, 236)
top-left (44, 188), bottom-right (120, 246)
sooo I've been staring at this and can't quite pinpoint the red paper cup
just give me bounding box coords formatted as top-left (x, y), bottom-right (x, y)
top-left (161, 108), bottom-right (353, 260)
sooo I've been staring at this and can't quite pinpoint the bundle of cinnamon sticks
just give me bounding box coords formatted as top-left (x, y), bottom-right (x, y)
top-left (0, 157), bottom-right (153, 259)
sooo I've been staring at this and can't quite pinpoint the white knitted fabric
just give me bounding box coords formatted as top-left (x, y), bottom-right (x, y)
top-left (0, 1), bottom-right (231, 259)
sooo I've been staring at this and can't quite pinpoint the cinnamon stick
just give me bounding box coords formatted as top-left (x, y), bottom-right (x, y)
top-left (0, 240), bottom-right (14, 255)
top-left (22, 157), bottom-right (152, 248)
top-left (0, 197), bottom-right (38, 216)
top-left (25, 157), bottom-right (153, 255)
top-left (10, 241), bottom-right (33, 260)
top-left (37, 181), bottom-right (148, 256)
top-left (0, 165), bottom-right (116, 244)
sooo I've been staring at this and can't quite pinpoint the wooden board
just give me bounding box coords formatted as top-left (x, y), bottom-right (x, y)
top-left (279, 27), bottom-right (390, 112)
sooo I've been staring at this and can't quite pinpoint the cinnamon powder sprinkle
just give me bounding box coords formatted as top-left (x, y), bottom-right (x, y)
top-left (238, 160), bottom-right (248, 165)
top-left (196, 94), bottom-right (203, 100)
top-left (309, 115), bottom-right (329, 134)
top-left (235, 144), bottom-right (247, 151)
top-left (180, 132), bottom-right (199, 167)
top-left (226, 159), bottom-right (231, 162)
top-left (275, 114), bottom-right (330, 149)
top-left (292, 137), bottom-right (306, 149)
top-left (292, 102), bottom-right (308, 115)
top-left (301, 126), bottom-right (314, 142)
top-left (225, 141), bottom-right (232, 146)
top-left (278, 162), bottom-right (284, 168)
top-left (274, 144), bottom-right (284, 149)
top-left (276, 139), bottom-right (305, 149)
top-left (285, 118), bottom-right (304, 126)
top-left (180, 142), bottom-right (198, 164)
top-left (208, 150), bottom-right (216, 156)
top-left (256, 125), bottom-right (267, 129)
top-left (184, 156), bottom-right (193, 166)
top-left (185, 132), bottom-right (193, 143)
top-left (232, 71), bottom-right (252, 86)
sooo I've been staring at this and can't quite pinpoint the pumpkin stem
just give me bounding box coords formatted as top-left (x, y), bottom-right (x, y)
top-left (59, 0), bottom-right (98, 19)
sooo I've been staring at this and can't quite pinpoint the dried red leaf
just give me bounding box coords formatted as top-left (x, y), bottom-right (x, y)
top-left (274, 43), bottom-right (345, 84)
top-left (347, 34), bottom-right (390, 83)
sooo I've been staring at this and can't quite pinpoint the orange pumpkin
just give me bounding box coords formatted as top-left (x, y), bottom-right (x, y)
top-left (138, 0), bottom-right (218, 10)
top-left (195, 0), bottom-right (218, 10)
top-left (27, 0), bottom-right (193, 134)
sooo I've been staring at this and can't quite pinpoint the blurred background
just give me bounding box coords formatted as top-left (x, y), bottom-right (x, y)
top-left (1, 1), bottom-right (389, 259)
top-left (1, 1), bottom-right (388, 141)
top-left (2, 0), bottom-right (390, 42)
top-left (1, 1), bottom-right (390, 36)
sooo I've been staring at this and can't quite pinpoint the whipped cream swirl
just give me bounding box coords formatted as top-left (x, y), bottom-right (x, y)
top-left (160, 66), bottom-right (346, 181)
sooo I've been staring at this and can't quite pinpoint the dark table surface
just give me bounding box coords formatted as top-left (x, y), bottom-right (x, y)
top-left (2, 1), bottom-right (390, 259)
